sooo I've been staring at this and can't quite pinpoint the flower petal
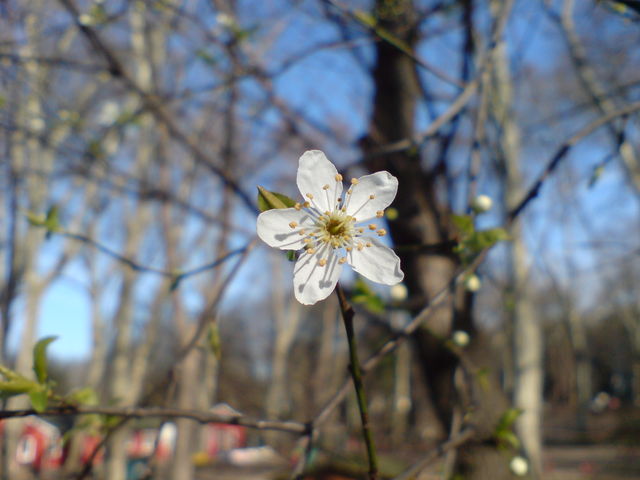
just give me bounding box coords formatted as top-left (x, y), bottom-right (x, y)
top-left (347, 237), bottom-right (404, 285)
top-left (297, 150), bottom-right (343, 213)
top-left (293, 248), bottom-right (342, 305)
top-left (345, 171), bottom-right (398, 221)
top-left (257, 208), bottom-right (316, 250)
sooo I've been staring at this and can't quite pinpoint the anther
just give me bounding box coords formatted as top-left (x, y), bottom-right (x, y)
top-left (306, 193), bottom-right (314, 199)
top-left (366, 242), bottom-right (372, 247)
top-left (376, 210), bottom-right (384, 218)
top-left (369, 224), bottom-right (377, 230)
top-left (377, 229), bottom-right (387, 236)
top-left (357, 228), bottom-right (364, 233)
top-left (351, 178), bottom-right (359, 185)
top-left (289, 221), bottom-right (298, 229)
top-left (318, 258), bottom-right (327, 267)
top-left (298, 229), bottom-right (305, 235)
top-left (335, 174), bottom-right (343, 181)
top-left (346, 246), bottom-right (353, 252)
top-left (369, 194), bottom-right (375, 200)
top-left (322, 184), bottom-right (330, 190)
top-left (307, 248), bottom-right (316, 254)
top-left (303, 201), bottom-right (310, 208)
top-left (357, 242), bottom-right (364, 251)
top-left (338, 257), bottom-right (346, 264)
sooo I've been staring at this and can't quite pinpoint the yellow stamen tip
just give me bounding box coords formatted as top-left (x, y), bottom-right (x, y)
top-left (322, 184), bottom-right (330, 190)
top-left (338, 257), bottom-right (346, 264)
top-left (369, 194), bottom-right (375, 200)
top-left (295, 203), bottom-right (302, 210)
top-left (306, 193), bottom-right (314, 199)
top-left (307, 248), bottom-right (316, 254)
top-left (318, 258), bottom-right (327, 267)
top-left (289, 221), bottom-right (298, 229)
top-left (335, 174), bottom-right (343, 181)
top-left (377, 229), bottom-right (387, 236)
top-left (376, 210), bottom-right (384, 218)
top-left (369, 224), bottom-right (376, 230)
top-left (351, 178), bottom-right (359, 185)
top-left (303, 201), bottom-right (310, 208)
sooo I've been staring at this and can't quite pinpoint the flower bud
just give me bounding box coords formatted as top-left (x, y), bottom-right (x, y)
top-left (510, 456), bottom-right (529, 476)
top-left (390, 283), bottom-right (408, 301)
top-left (452, 330), bottom-right (470, 347)
top-left (472, 194), bottom-right (493, 213)
top-left (465, 274), bottom-right (481, 292)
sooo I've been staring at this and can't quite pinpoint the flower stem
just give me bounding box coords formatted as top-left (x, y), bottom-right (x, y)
top-left (336, 283), bottom-right (378, 480)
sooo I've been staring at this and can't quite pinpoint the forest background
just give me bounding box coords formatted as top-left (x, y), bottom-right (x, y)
top-left (1, 0), bottom-right (640, 479)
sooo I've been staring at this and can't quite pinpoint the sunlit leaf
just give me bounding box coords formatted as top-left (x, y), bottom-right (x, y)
top-left (29, 389), bottom-right (48, 413)
top-left (257, 186), bottom-right (296, 211)
top-left (33, 336), bottom-right (57, 384)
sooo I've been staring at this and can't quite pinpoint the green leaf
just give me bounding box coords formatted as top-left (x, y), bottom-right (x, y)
top-left (496, 407), bottom-right (523, 431)
top-left (33, 336), bottom-right (57, 384)
top-left (286, 250), bottom-right (298, 262)
top-left (451, 214), bottom-right (474, 236)
top-left (473, 228), bottom-right (510, 249)
top-left (66, 387), bottom-right (99, 406)
top-left (351, 278), bottom-right (385, 314)
top-left (589, 164), bottom-right (605, 188)
top-left (25, 211), bottom-right (46, 227)
top-left (29, 389), bottom-right (48, 413)
top-left (257, 186), bottom-right (296, 212)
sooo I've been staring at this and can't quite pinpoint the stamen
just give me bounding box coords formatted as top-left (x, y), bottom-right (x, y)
top-left (289, 221), bottom-right (298, 229)
top-left (338, 257), bottom-right (346, 264)
top-left (295, 203), bottom-right (302, 210)
top-left (322, 184), bottom-right (329, 190)
top-left (351, 178), bottom-right (359, 185)
top-left (307, 248), bottom-right (316, 254)
top-left (376, 210), bottom-right (384, 218)
top-left (346, 246), bottom-right (353, 252)
top-left (318, 258), bottom-right (327, 267)
top-left (303, 201), bottom-right (310, 208)
top-left (357, 242), bottom-right (364, 251)
top-left (306, 193), bottom-right (314, 199)
top-left (366, 242), bottom-right (372, 247)
top-left (298, 229), bottom-right (306, 235)
top-left (369, 194), bottom-right (375, 199)
top-left (377, 229), bottom-right (387, 236)
top-left (335, 174), bottom-right (343, 181)
top-left (369, 224), bottom-right (377, 230)
top-left (357, 227), bottom-right (364, 233)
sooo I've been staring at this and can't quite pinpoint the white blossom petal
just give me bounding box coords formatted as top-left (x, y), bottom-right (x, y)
top-left (297, 150), bottom-right (343, 213)
top-left (293, 248), bottom-right (342, 305)
top-left (348, 237), bottom-right (403, 285)
top-left (345, 171), bottom-right (398, 221)
top-left (256, 208), bottom-right (316, 250)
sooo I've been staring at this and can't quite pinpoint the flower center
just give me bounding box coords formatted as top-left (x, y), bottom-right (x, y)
top-left (317, 211), bottom-right (355, 248)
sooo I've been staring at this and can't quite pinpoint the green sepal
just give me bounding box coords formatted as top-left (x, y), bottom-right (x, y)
top-left (257, 186), bottom-right (296, 212)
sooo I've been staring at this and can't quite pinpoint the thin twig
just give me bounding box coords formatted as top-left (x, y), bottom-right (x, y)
top-left (336, 283), bottom-right (378, 480)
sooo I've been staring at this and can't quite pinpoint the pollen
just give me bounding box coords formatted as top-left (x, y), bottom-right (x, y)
top-left (289, 221), bottom-right (298, 229)
top-left (357, 227), bottom-right (364, 233)
top-left (366, 242), bottom-right (372, 247)
top-left (357, 242), bottom-right (364, 251)
top-left (295, 203), bottom-right (302, 210)
top-left (306, 193), bottom-right (314, 199)
top-left (338, 257), bottom-right (346, 264)
top-left (377, 229), bottom-right (387, 236)
top-left (298, 229), bottom-right (305, 235)
top-left (346, 246), bottom-right (353, 252)
top-left (318, 258), bottom-right (327, 267)
top-left (307, 248), bottom-right (316, 254)
top-left (351, 178), bottom-right (359, 185)
top-left (322, 184), bottom-right (330, 190)
top-left (335, 173), bottom-right (343, 181)
top-left (376, 210), bottom-right (384, 218)
top-left (369, 224), bottom-right (377, 230)
top-left (369, 194), bottom-right (375, 199)
top-left (303, 201), bottom-right (310, 208)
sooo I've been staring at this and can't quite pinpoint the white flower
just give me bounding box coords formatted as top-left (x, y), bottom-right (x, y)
top-left (509, 456), bottom-right (529, 476)
top-left (257, 150), bottom-right (404, 305)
